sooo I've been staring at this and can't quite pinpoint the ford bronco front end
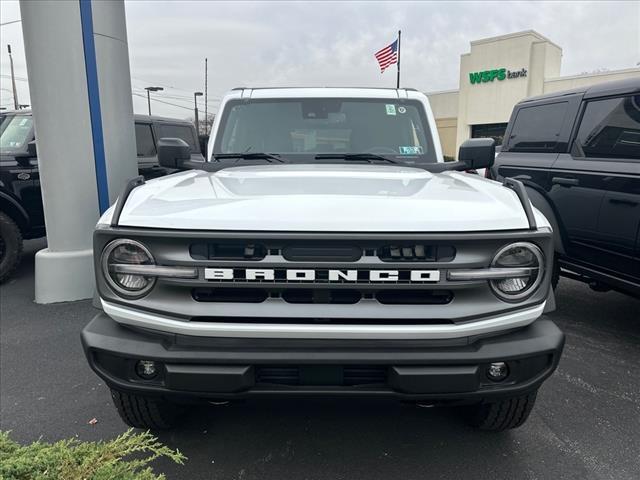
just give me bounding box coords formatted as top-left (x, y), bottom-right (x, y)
top-left (82, 88), bottom-right (564, 431)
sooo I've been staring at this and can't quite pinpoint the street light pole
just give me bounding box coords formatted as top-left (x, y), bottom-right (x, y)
top-left (194, 91), bottom-right (203, 136)
top-left (204, 58), bottom-right (208, 134)
top-left (7, 45), bottom-right (19, 110)
top-left (144, 86), bottom-right (163, 115)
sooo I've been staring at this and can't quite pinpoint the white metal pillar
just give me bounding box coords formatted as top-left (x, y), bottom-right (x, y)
top-left (20, 0), bottom-right (137, 303)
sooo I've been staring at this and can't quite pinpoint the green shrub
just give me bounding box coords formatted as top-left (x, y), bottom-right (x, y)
top-left (0, 429), bottom-right (186, 480)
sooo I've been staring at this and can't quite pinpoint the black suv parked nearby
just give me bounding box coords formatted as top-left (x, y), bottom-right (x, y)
top-left (0, 111), bottom-right (203, 282)
top-left (490, 78), bottom-right (640, 297)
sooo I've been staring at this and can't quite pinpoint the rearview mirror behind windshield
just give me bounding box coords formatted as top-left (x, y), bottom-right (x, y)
top-left (458, 138), bottom-right (495, 170)
top-left (157, 137), bottom-right (191, 169)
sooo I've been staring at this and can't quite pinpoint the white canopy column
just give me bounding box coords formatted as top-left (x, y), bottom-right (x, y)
top-left (20, 0), bottom-right (137, 303)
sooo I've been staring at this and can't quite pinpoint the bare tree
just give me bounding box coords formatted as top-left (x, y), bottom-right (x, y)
top-left (188, 113), bottom-right (216, 136)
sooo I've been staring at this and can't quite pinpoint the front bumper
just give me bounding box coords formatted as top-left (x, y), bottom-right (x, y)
top-left (82, 313), bottom-right (564, 403)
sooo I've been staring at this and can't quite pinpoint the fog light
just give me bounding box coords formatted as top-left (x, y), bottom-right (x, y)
top-left (487, 362), bottom-right (509, 382)
top-left (136, 360), bottom-right (158, 379)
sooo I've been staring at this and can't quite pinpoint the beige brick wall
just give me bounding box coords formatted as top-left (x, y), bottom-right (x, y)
top-left (435, 117), bottom-right (457, 160)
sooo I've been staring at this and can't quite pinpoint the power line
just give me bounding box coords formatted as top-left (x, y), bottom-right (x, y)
top-left (132, 92), bottom-right (195, 112)
top-left (0, 74), bottom-right (222, 104)
top-left (151, 92), bottom-right (220, 105)
top-left (156, 92), bottom-right (220, 102)
top-left (0, 19), bottom-right (21, 27)
top-left (131, 87), bottom-right (220, 103)
top-left (0, 74), bottom-right (28, 82)
top-left (130, 77), bottom-right (195, 95)
top-left (132, 88), bottom-right (218, 110)
top-left (0, 73), bottom-right (220, 114)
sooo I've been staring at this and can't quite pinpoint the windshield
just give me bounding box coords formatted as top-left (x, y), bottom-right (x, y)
top-left (0, 114), bottom-right (34, 154)
top-left (213, 98), bottom-right (437, 165)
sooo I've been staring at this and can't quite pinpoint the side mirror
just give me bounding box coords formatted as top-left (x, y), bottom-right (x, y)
top-left (157, 137), bottom-right (191, 168)
top-left (458, 138), bottom-right (495, 170)
top-left (27, 140), bottom-right (37, 157)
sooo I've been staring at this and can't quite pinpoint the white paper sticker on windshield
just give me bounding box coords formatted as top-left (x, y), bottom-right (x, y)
top-left (399, 146), bottom-right (424, 155)
top-left (385, 104), bottom-right (396, 115)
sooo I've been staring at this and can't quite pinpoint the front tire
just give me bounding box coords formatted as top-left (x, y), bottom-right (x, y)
top-left (0, 212), bottom-right (23, 283)
top-left (110, 389), bottom-right (184, 430)
top-left (465, 391), bottom-right (538, 431)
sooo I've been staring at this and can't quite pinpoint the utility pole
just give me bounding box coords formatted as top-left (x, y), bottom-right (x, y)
top-left (194, 91), bottom-right (203, 136)
top-left (144, 86), bottom-right (163, 115)
top-left (7, 45), bottom-right (19, 110)
top-left (204, 58), bottom-right (208, 134)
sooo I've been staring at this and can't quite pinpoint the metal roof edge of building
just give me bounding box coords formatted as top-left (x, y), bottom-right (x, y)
top-left (470, 30), bottom-right (562, 51)
top-left (424, 88), bottom-right (460, 96)
top-left (544, 67), bottom-right (640, 83)
top-left (523, 76), bottom-right (640, 103)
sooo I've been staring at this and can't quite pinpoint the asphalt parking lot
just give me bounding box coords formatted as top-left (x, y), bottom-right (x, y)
top-left (1, 238), bottom-right (639, 480)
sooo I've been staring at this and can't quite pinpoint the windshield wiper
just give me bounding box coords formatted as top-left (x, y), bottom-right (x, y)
top-left (314, 153), bottom-right (398, 164)
top-left (212, 152), bottom-right (284, 163)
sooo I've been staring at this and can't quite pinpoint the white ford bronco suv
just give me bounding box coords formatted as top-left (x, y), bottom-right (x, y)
top-left (82, 87), bottom-right (564, 431)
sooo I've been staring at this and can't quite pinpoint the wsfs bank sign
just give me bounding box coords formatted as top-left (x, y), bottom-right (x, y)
top-left (469, 67), bottom-right (528, 85)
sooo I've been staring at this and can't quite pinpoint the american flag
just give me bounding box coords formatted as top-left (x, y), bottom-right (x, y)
top-left (374, 39), bottom-right (398, 73)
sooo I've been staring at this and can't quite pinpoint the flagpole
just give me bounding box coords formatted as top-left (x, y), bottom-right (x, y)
top-left (396, 30), bottom-right (401, 88)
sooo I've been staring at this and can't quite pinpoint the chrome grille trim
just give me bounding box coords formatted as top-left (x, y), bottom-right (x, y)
top-left (447, 267), bottom-right (536, 281)
top-left (101, 299), bottom-right (546, 339)
top-left (110, 264), bottom-right (198, 278)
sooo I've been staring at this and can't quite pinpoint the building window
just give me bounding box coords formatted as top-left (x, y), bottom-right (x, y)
top-left (471, 123), bottom-right (508, 146)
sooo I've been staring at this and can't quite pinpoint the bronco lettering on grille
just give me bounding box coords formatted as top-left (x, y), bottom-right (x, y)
top-left (204, 268), bottom-right (440, 283)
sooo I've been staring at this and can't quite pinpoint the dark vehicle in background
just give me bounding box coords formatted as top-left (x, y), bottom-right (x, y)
top-left (490, 78), bottom-right (640, 298)
top-left (0, 111), bottom-right (203, 282)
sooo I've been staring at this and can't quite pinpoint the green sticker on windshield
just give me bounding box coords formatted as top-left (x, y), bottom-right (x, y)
top-left (385, 104), bottom-right (396, 115)
top-left (399, 146), bottom-right (423, 155)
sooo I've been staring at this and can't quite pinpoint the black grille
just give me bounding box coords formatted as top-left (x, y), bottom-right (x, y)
top-left (282, 245), bottom-right (362, 262)
top-left (375, 290), bottom-right (453, 305)
top-left (343, 366), bottom-right (387, 385)
top-left (256, 365), bottom-right (387, 386)
top-left (192, 288), bottom-right (268, 303)
top-left (190, 242), bottom-right (267, 261)
top-left (256, 366), bottom-right (299, 385)
top-left (192, 288), bottom-right (452, 305)
top-left (378, 244), bottom-right (456, 262)
top-left (189, 241), bottom-right (455, 262)
top-left (281, 289), bottom-right (361, 304)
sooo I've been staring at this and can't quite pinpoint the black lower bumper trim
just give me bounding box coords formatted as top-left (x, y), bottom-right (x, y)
top-left (81, 313), bottom-right (564, 402)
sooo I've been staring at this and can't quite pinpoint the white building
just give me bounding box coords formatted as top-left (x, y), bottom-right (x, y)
top-left (426, 30), bottom-right (640, 159)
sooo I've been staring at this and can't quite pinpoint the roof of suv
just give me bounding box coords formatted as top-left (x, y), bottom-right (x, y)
top-left (520, 77), bottom-right (640, 104)
top-left (133, 114), bottom-right (193, 124)
top-left (0, 109), bottom-right (192, 125)
top-left (227, 87), bottom-right (422, 100)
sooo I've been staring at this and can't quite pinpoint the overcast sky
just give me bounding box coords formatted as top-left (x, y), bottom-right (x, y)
top-left (1, 0), bottom-right (638, 119)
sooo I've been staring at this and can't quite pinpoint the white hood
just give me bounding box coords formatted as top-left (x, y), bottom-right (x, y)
top-left (106, 164), bottom-right (548, 232)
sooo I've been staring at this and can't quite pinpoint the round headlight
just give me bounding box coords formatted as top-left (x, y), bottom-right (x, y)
top-left (101, 239), bottom-right (156, 297)
top-left (490, 242), bottom-right (544, 301)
